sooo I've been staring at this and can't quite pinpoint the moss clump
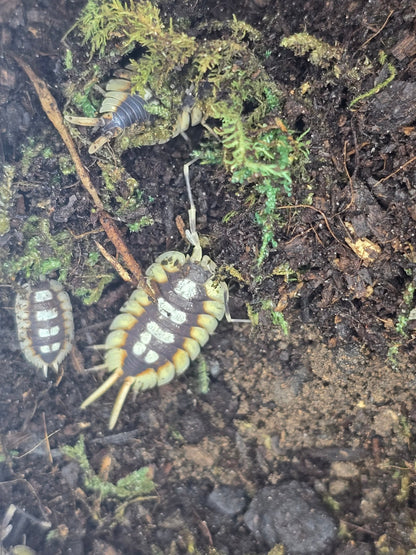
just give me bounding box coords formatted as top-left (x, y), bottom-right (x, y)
top-left (71, 236), bottom-right (118, 305)
top-left (70, 0), bottom-right (309, 265)
top-left (349, 57), bottom-right (396, 108)
top-left (0, 164), bottom-right (16, 236)
top-left (280, 32), bottom-right (343, 71)
top-left (96, 160), bottom-right (154, 226)
top-left (1, 216), bottom-right (73, 281)
top-left (61, 435), bottom-right (155, 500)
top-left (74, 273), bottom-right (114, 305)
top-left (77, 0), bottom-right (196, 74)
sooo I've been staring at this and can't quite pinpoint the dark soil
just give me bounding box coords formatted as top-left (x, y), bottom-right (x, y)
top-left (2, 0), bottom-right (416, 553)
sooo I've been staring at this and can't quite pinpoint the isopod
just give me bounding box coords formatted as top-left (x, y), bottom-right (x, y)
top-left (15, 279), bottom-right (74, 377)
top-left (81, 162), bottom-right (242, 429)
top-left (65, 66), bottom-right (203, 154)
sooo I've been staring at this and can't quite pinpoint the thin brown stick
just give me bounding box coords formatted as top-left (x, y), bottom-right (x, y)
top-left (97, 212), bottom-right (154, 294)
top-left (42, 412), bottom-right (53, 464)
top-left (94, 240), bottom-right (133, 283)
top-left (14, 428), bottom-right (60, 460)
top-left (374, 155), bottom-right (416, 186)
top-left (11, 54), bottom-right (104, 211)
top-left (360, 10), bottom-right (394, 49)
top-left (11, 54), bottom-right (150, 291)
top-left (276, 203), bottom-right (340, 244)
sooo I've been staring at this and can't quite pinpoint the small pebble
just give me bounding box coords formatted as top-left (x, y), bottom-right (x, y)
top-left (329, 479), bottom-right (349, 496)
top-left (330, 461), bottom-right (359, 479)
top-left (179, 412), bottom-right (206, 444)
top-left (207, 485), bottom-right (247, 516)
top-left (244, 481), bottom-right (337, 553)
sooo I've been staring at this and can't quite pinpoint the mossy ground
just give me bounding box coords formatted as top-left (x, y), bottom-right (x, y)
top-left (1, 0), bottom-right (416, 553)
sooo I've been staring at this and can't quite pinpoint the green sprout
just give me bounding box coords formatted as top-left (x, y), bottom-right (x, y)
top-left (261, 299), bottom-right (289, 334)
top-left (61, 435), bottom-right (155, 500)
top-left (195, 355), bottom-right (210, 394)
top-left (74, 274), bottom-right (114, 305)
top-left (64, 48), bottom-right (73, 70)
top-left (349, 60), bottom-right (396, 108)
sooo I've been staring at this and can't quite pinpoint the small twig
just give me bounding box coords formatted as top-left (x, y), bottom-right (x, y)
top-left (42, 412), bottom-right (53, 464)
top-left (374, 155), bottom-right (416, 186)
top-left (69, 227), bottom-right (104, 240)
top-left (97, 212), bottom-right (156, 296)
top-left (94, 240), bottom-right (133, 283)
top-left (175, 214), bottom-right (187, 240)
top-left (360, 10), bottom-right (394, 49)
top-left (14, 429), bottom-right (60, 460)
top-left (276, 203), bottom-right (340, 244)
top-left (11, 54), bottom-right (150, 292)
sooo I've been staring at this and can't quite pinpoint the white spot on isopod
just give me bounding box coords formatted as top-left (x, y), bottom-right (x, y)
top-left (174, 278), bottom-right (198, 300)
top-left (36, 308), bottom-right (58, 322)
top-left (34, 290), bottom-right (53, 302)
top-left (146, 321), bottom-right (175, 343)
top-left (40, 342), bottom-right (61, 354)
top-left (144, 350), bottom-right (159, 364)
top-left (157, 298), bottom-right (187, 325)
top-left (132, 341), bottom-right (147, 356)
top-left (139, 331), bottom-right (152, 345)
top-left (38, 325), bottom-right (60, 338)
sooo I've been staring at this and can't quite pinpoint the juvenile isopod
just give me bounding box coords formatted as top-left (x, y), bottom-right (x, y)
top-left (15, 279), bottom-right (74, 377)
top-left (65, 66), bottom-right (203, 154)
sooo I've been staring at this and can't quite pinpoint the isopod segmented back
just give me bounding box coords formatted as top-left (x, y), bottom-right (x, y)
top-left (81, 248), bottom-right (227, 430)
top-left (15, 279), bottom-right (74, 377)
top-left (80, 161), bottom-right (246, 430)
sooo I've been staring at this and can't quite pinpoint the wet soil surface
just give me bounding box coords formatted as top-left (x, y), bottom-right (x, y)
top-left (2, 0), bottom-right (416, 553)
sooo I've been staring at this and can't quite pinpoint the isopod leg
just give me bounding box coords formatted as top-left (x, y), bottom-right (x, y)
top-left (183, 159), bottom-right (202, 261)
top-left (108, 376), bottom-right (136, 430)
top-left (80, 367), bottom-right (124, 409)
top-left (64, 115), bottom-right (101, 127)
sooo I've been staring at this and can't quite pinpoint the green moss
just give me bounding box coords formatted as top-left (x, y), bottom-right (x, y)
top-left (261, 299), bottom-right (289, 334)
top-left (64, 48), bottom-right (73, 71)
top-left (96, 160), bottom-right (154, 225)
top-left (349, 59), bottom-right (396, 108)
top-left (77, 0), bottom-right (196, 65)
top-left (195, 355), bottom-right (210, 394)
top-left (127, 215), bottom-right (154, 232)
top-left (58, 155), bottom-right (76, 175)
top-left (42, 147), bottom-right (54, 159)
top-left (280, 32), bottom-right (343, 70)
top-left (74, 274), bottom-right (114, 305)
top-left (20, 137), bottom-right (44, 177)
top-left (70, 0), bottom-right (309, 266)
top-left (0, 164), bottom-right (16, 236)
top-left (71, 237), bottom-right (118, 305)
top-left (403, 281), bottom-right (416, 307)
top-left (1, 216), bottom-right (73, 281)
top-left (61, 435), bottom-right (155, 499)
top-left (387, 344), bottom-right (400, 369)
